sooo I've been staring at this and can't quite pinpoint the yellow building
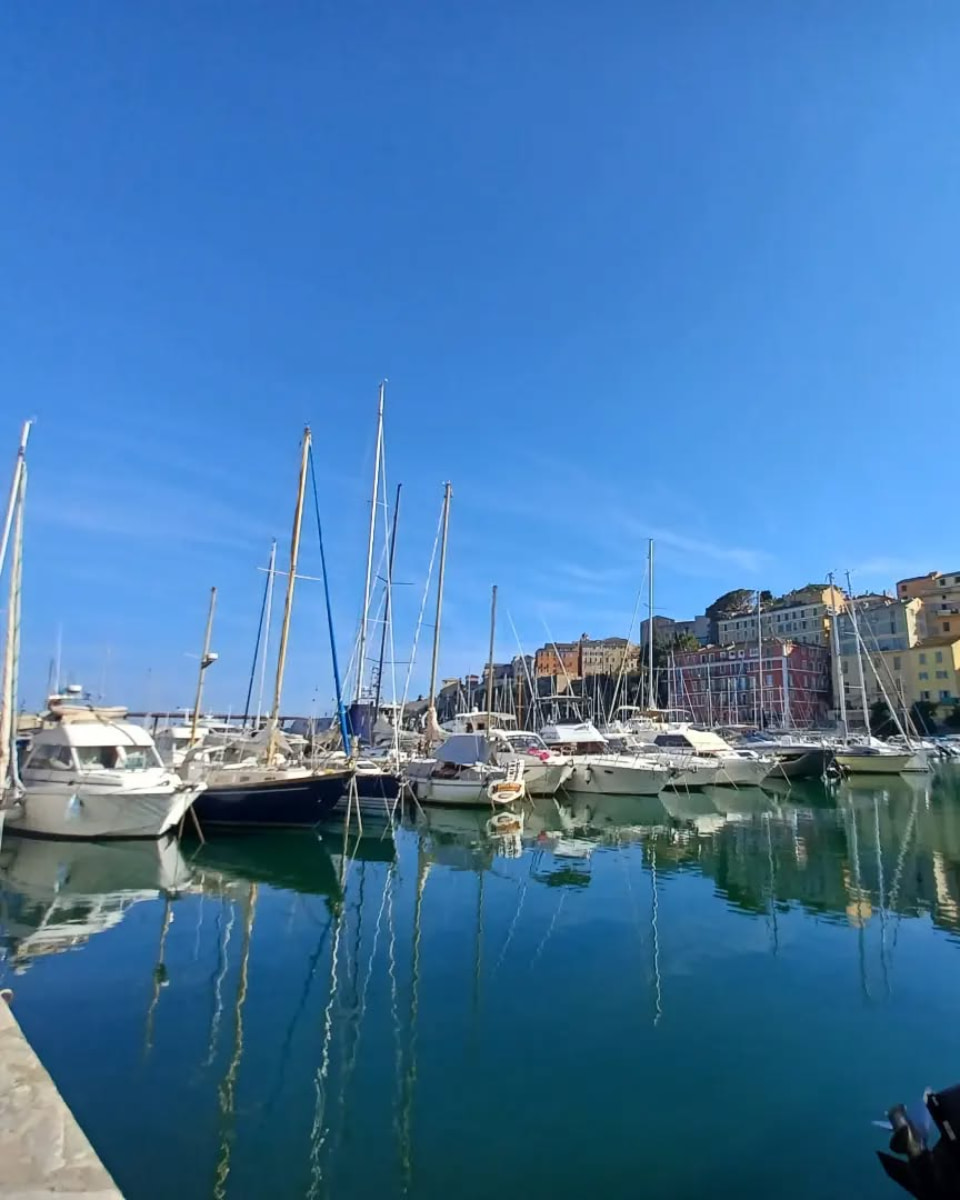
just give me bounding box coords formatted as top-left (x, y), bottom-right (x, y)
top-left (897, 570), bottom-right (960, 639)
top-left (837, 634), bottom-right (960, 727)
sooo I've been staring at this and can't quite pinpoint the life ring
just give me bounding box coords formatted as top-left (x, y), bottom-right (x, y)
top-left (488, 779), bottom-right (525, 805)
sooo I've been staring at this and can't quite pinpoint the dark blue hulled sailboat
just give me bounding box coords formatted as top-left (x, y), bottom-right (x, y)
top-left (186, 427), bottom-right (355, 833)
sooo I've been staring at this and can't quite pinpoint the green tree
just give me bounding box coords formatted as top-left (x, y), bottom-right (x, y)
top-left (673, 633), bottom-right (701, 652)
top-left (705, 589), bottom-right (756, 623)
top-left (910, 699), bottom-right (940, 736)
top-left (869, 699), bottom-right (898, 738)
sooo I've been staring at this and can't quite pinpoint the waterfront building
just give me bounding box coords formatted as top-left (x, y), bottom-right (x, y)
top-left (580, 636), bottom-right (639, 676)
top-left (717, 584), bottom-right (846, 648)
top-left (534, 640), bottom-right (582, 680)
top-left (672, 639), bottom-right (831, 728)
top-left (897, 570), bottom-right (960, 639)
top-left (837, 634), bottom-right (960, 727)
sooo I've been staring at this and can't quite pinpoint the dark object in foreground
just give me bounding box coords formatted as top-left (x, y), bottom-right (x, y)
top-left (879, 1083), bottom-right (960, 1197)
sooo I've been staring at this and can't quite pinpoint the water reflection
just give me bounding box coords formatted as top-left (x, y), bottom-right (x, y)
top-left (2, 771), bottom-right (960, 1198)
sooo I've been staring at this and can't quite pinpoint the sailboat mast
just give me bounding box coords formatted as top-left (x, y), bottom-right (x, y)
top-left (189, 587), bottom-right (217, 747)
top-left (829, 572), bottom-right (848, 739)
top-left (0, 456), bottom-right (25, 791)
top-left (647, 538), bottom-right (655, 709)
top-left (485, 585), bottom-right (498, 731)
top-left (256, 539), bottom-right (277, 723)
top-left (0, 420), bottom-right (31, 584)
top-left (426, 483), bottom-right (452, 721)
top-left (269, 427), bottom-right (311, 745)
top-left (846, 571), bottom-right (871, 736)
top-left (356, 382), bottom-right (385, 704)
top-left (374, 483), bottom-right (402, 714)
top-left (756, 589), bottom-right (764, 730)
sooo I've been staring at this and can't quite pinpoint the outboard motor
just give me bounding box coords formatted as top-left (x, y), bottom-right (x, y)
top-left (878, 1083), bottom-right (960, 1197)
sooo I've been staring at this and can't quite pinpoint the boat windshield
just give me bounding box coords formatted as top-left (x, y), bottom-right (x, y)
top-left (504, 733), bottom-right (548, 753)
top-left (76, 744), bottom-right (162, 770)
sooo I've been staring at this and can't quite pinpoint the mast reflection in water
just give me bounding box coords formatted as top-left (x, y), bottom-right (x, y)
top-left (3, 772), bottom-right (960, 1198)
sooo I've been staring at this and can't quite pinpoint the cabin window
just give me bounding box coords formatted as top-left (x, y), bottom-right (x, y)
top-left (122, 746), bottom-right (161, 770)
top-left (26, 744), bottom-right (74, 771)
top-left (76, 745), bottom-right (122, 769)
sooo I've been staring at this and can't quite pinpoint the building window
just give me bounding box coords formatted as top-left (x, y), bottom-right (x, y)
top-left (922, 690), bottom-right (931, 700)
top-left (945, 623), bottom-right (951, 633)
top-left (919, 671), bottom-right (929, 680)
top-left (893, 657), bottom-right (901, 670)
top-left (943, 691), bottom-right (953, 701)
top-left (937, 670), bottom-right (949, 679)
top-left (920, 653), bottom-right (927, 664)
top-left (940, 579), bottom-right (947, 587)
top-left (936, 650), bottom-right (944, 663)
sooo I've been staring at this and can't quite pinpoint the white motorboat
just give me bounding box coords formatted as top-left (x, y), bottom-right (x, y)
top-left (405, 733), bottom-right (522, 808)
top-left (647, 729), bottom-right (775, 787)
top-left (540, 718), bottom-right (671, 797)
top-left (6, 702), bottom-right (203, 840)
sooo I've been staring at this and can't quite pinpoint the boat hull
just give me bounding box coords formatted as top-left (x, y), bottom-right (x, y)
top-left (521, 759), bottom-right (573, 798)
top-left (192, 771), bottom-right (350, 828)
top-left (3, 783), bottom-right (200, 840)
top-left (564, 758), bottom-right (668, 797)
top-left (767, 747), bottom-right (830, 780)
top-left (411, 777), bottom-right (498, 807)
top-left (711, 758), bottom-right (773, 788)
top-left (834, 752), bottom-right (912, 776)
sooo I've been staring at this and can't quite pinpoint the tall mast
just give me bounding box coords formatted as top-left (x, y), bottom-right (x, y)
top-left (647, 538), bottom-right (655, 709)
top-left (846, 571), bottom-right (871, 736)
top-left (189, 587), bottom-right (218, 747)
top-left (829, 572), bottom-right (848, 740)
top-left (356, 381), bottom-right (385, 704)
top-left (0, 451), bottom-right (26, 791)
top-left (256, 540), bottom-right (277, 723)
top-left (485, 585), bottom-right (498, 731)
top-left (425, 483), bottom-right (452, 737)
top-left (374, 483), bottom-right (402, 713)
top-left (269, 427), bottom-right (311, 755)
top-left (241, 540), bottom-right (276, 728)
top-left (0, 420), bottom-right (31, 584)
top-left (756, 589), bottom-right (764, 730)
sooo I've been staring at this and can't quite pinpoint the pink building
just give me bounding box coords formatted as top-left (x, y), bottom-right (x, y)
top-left (672, 639), bottom-right (831, 728)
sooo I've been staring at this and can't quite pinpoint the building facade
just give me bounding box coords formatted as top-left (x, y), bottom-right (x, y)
top-left (534, 641), bottom-right (582, 680)
top-left (673, 639), bottom-right (832, 728)
top-left (837, 635), bottom-right (960, 727)
top-left (580, 636), bottom-right (639, 676)
top-left (717, 584), bottom-right (845, 648)
top-left (897, 571), bottom-right (960, 640)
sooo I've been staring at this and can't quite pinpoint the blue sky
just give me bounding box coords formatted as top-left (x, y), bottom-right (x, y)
top-left (3, 1), bottom-right (960, 714)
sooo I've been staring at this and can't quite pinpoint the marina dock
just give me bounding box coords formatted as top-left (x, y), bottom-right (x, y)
top-left (0, 996), bottom-right (122, 1198)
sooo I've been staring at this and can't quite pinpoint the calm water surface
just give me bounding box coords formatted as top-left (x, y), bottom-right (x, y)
top-left (4, 772), bottom-right (960, 1199)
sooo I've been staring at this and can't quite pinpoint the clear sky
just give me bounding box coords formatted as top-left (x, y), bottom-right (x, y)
top-left (3, 2), bottom-right (960, 715)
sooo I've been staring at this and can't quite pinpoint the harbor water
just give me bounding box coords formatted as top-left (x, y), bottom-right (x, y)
top-left (3, 771), bottom-right (960, 1199)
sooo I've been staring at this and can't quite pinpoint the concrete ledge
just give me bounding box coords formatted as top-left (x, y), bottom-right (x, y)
top-left (0, 996), bottom-right (122, 1198)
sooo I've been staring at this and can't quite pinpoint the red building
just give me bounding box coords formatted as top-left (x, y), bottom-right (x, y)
top-left (671, 639), bottom-right (831, 728)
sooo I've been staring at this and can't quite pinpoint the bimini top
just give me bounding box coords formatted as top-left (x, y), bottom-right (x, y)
top-left (434, 734), bottom-right (492, 766)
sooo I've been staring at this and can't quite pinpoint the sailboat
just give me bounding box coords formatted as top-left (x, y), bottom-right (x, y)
top-left (186, 428), bottom-right (352, 829)
top-left (830, 576), bottom-right (912, 777)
